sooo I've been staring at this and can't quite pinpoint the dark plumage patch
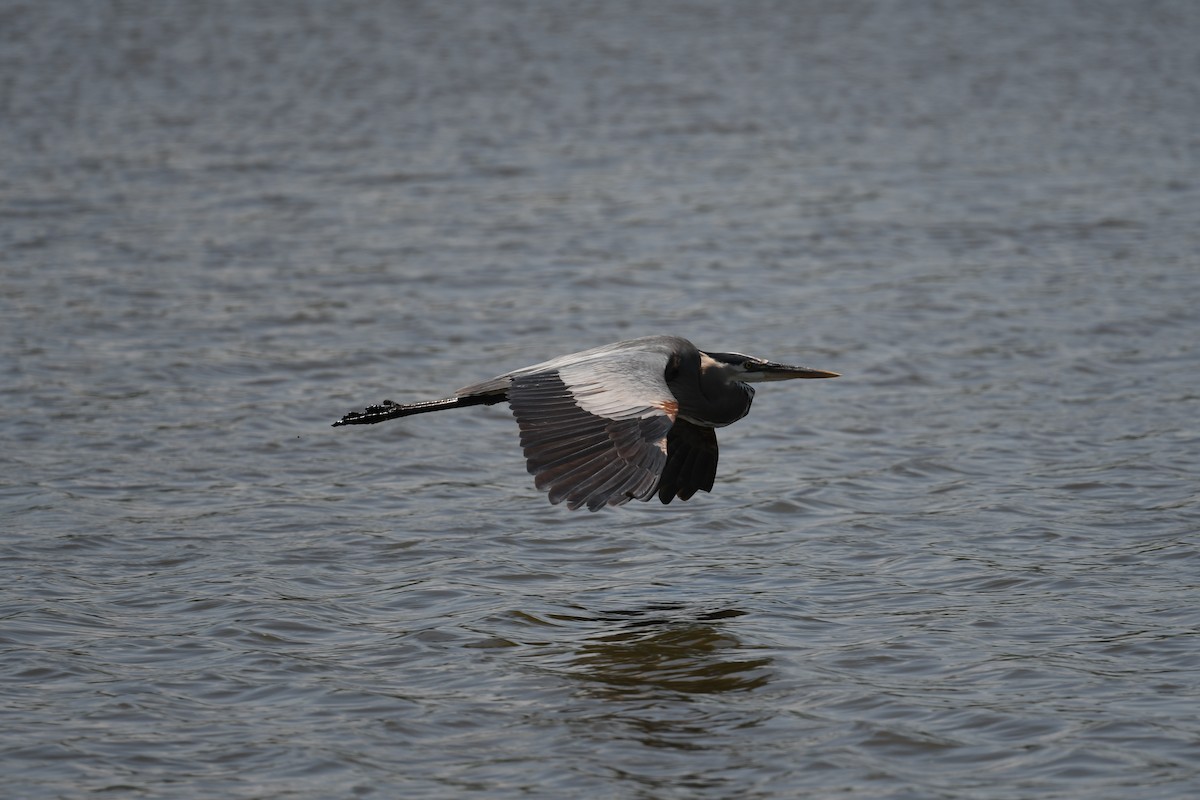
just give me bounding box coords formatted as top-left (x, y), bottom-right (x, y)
top-left (657, 420), bottom-right (719, 503)
top-left (663, 351), bottom-right (682, 383)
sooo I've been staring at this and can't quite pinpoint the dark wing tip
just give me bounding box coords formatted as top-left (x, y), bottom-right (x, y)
top-left (656, 420), bottom-right (719, 505)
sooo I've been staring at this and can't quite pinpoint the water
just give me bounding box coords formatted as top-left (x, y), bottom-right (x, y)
top-left (3, 1), bottom-right (1199, 797)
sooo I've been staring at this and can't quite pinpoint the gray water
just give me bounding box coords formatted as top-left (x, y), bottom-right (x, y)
top-left (3, 1), bottom-right (1199, 797)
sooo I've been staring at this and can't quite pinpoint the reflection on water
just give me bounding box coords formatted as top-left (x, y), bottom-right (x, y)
top-left (567, 606), bottom-right (772, 698)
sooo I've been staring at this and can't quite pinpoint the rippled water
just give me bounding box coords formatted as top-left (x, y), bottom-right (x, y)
top-left (3, 1), bottom-right (1199, 797)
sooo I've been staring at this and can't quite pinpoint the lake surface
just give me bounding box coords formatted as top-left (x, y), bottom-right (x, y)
top-left (3, 1), bottom-right (1198, 797)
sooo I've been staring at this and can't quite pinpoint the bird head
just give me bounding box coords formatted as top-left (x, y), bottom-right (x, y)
top-left (701, 351), bottom-right (840, 383)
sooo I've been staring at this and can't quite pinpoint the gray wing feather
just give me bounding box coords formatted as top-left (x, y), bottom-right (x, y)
top-left (505, 349), bottom-right (679, 511)
top-left (455, 336), bottom-right (695, 510)
top-left (456, 336), bottom-right (689, 399)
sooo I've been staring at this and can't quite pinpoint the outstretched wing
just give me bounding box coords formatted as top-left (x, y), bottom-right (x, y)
top-left (506, 345), bottom-right (681, 511)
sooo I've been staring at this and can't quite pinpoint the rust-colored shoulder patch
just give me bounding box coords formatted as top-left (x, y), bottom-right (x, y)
top-left (656, 399), bottom-right (679, 419)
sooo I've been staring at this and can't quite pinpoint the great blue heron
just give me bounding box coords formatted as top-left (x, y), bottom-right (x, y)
top-left (334, 335), bottom-right (838, 511)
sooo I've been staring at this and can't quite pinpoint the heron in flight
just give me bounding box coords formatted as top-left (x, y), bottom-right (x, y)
top-left (333, 335), bottom-right (838, 511)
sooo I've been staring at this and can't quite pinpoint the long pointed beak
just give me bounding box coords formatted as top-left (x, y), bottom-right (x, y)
top-left (746, 361), bottom-right (840, 382)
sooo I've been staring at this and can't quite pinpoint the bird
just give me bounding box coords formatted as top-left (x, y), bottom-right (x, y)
top-left (333, 335), bottom-right (838, 511)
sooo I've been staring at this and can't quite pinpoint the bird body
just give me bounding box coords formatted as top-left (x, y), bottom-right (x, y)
top-left (334, 335), bottom-right (837, 511)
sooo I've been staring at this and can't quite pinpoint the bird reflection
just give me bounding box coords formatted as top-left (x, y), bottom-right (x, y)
top-left (566, 606), bottom-right (772, 698)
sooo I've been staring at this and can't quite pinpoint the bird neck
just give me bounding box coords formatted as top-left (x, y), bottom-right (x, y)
top-left (676, 364), bottom-right (755, 428)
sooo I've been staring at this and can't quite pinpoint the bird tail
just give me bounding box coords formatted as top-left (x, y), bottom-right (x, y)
top-left (332, 393), bottom-right (504, 427)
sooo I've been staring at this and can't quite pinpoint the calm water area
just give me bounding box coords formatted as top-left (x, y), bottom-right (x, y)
top-left (2, 1), bottom-right (1199, 797)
